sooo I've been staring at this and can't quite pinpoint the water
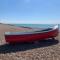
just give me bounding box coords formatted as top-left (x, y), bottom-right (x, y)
top-left (13, 24), bottom-right (60, 29)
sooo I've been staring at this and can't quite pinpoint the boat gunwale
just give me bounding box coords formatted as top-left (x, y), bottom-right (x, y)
top-left (4, 28), bottom-right (58, 35)
top-left (4, 25), bottom-right (59, 35)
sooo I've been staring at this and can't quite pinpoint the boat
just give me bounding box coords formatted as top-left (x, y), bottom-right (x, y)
top-left (4, 25), bottom-right (59, 43)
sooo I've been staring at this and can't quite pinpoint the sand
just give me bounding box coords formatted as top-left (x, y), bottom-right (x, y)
top-left (0, 23), bottom-right (60, 60)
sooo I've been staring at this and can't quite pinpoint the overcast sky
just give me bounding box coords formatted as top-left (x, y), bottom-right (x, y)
top-left (0, 0), bottom-right (60, 24)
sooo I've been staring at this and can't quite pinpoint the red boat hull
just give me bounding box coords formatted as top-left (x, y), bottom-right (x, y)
top-left (5, 28), bottom-right (59, 43)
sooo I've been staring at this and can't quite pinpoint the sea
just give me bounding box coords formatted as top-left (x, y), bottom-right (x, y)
top-left (13, 24), bottom-right (60, 29)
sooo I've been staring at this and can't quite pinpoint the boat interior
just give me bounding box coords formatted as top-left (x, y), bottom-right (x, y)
top-left (5, 25), bottom-right (58, 35)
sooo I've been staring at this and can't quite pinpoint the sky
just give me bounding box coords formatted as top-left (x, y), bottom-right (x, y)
top-left (0, 0), bottom-right (60, 24)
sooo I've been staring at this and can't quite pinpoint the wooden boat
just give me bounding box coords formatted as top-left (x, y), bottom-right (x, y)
top-left (5, 25), bottom-right (59, 43)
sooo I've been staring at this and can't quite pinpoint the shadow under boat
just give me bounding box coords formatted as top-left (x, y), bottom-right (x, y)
top-left (0, 38), bottom-right (59, 54)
